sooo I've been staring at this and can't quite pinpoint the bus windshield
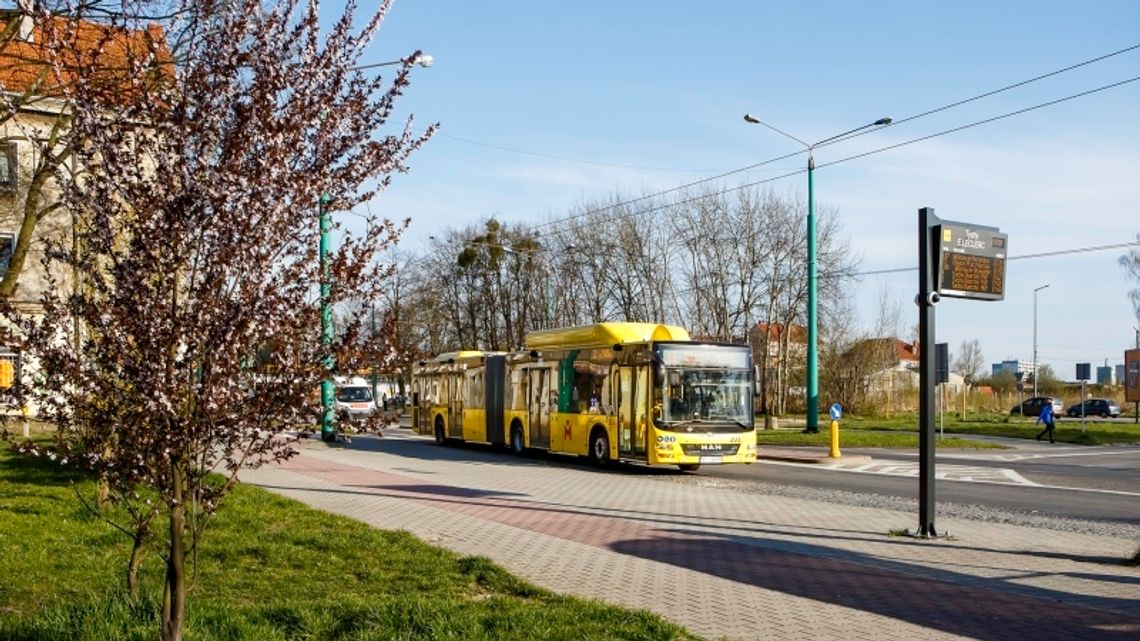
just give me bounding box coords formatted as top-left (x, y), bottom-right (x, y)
top-left (659, 367), bottom-right (752, 429)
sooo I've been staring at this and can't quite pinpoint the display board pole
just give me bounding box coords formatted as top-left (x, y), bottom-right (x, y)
top-left (917, 207), bottom-right (938, 537)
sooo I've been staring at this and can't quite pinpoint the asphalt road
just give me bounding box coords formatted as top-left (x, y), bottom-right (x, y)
top-left (705, 442), bottom-right (1140, 525)
top-left (384, 421), bottom-right (1139, 527)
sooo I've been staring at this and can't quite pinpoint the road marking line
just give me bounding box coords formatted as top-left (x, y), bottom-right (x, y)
top-left (761, 459), bottom-right (1140, 497)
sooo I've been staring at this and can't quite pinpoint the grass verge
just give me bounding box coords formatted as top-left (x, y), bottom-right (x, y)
top-left (757, 429), bottom-right (1002, 449)
top-left (798, 413), bottom-right (1140, 445)
top-left (0, 443), bottom-right (699, 641)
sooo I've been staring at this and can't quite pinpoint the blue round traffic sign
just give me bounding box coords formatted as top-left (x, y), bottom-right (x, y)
top-left (829, 403), bottom-right (843, 420)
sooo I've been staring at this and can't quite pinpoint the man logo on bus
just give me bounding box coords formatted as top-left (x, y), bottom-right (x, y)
top-left (563, 420), bottom-right (572, 441)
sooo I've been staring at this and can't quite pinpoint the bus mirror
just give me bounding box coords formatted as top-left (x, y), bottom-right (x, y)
top-left (653, 361), bottom-right (665, 387)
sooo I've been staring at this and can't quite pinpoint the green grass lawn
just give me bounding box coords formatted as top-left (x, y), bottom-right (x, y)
top-left (756, 429), bottom-right (1003, 449)
top-left (838, 412), bottom-right (1140, 445)
top-left (754, 411), bottom-right (1140, 447)
top-left (0, 443), bottom-right (699, 641)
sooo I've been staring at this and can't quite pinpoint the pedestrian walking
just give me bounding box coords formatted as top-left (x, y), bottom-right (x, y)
top-left (1035, 401), bottom-right (1056, 443)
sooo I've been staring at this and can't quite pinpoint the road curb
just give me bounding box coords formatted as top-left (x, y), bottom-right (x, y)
top-left (758, 451), bottom-right (872, 465)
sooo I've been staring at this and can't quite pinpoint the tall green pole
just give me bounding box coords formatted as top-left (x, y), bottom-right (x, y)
top-left (741, 114), bottom-right (891, 435)
top-left (319, 193), bottom-right (336, 442)
top-left (805, 156), bottom-right (819, 433)
top-left (370, 303), bottom-right (378, 402)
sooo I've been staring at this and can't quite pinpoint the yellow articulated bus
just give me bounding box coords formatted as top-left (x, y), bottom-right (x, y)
top-left (411, 322), bottom-right (757, 471)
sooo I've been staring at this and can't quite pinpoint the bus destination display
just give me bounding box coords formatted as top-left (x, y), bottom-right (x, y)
top-left (937, 224), bottom-right (1007, 301)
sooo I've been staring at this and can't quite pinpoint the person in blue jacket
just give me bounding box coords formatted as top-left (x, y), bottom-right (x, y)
top-left (1035, 401), bottom-right (1056, 443)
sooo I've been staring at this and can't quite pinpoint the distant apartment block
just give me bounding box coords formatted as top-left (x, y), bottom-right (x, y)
top-left (1116, 364), bottom-right (1126, 384)
top-left (991, 359), bottom-right (1035, 379)
top-left (1096, 365), bottom-right (1117, 386)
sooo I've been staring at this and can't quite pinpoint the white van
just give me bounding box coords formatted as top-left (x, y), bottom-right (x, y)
top-left (334, 377), bottom-right (377, 421)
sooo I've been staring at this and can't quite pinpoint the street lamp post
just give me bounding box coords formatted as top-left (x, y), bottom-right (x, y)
top-left (370, 303), bottom-right (378, 402)
top-left (743, 113), bottom-right (891, 432)
top-left (319, 192), bottom-right (336, 441)
top-left (319, 53), bottom-right (432, 442)
top-left (1032, 283), bottom-right (1050, 399)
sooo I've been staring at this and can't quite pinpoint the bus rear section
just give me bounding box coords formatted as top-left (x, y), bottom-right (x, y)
top-left (411, 351), bottom-right (488, 443)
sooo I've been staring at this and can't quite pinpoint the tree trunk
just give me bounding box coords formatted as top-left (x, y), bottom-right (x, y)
top-left (98, 437), bottom-right (113, 508)
top-left (777, 325), bottom-right (791, 415)
top-left (127, 526), bottom-right (146, 599)
top-left (760, 323), bottom-right (773, 417)
top-left (161, 465), bottom-right (186, 641)
top-left (97, 476), bottom-right (110, 509)
top-left (0, 149), bottom-right (65, 297)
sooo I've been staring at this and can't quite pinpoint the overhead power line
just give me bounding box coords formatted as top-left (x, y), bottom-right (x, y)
top-left (821, 43), bottom-right (1140, 148)
top-left (824, 240), bottom-right (1140, 280)
top-left (438, 43), bottom-right (1140, 183)
top-left (548, 237), bottom-right (1140, 303)
top-left (436, 133), bottom-right (744, 174)
top-left (819, 76), bottom-right (1140, 171)
top-left (527, 74), bottom-right (1140, 235)
top-left (518, 47), bottom-right (1140, 234)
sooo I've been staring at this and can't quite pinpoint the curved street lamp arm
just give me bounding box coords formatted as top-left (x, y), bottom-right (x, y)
top-left (812, 117), bottom-right (892, 148)
top-left (353, 53), bottom-right (434, 71)
top-left (743, 114), bottom-right (811, 150)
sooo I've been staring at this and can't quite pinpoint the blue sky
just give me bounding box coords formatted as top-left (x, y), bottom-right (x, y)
top-left (342, 0), bottom-right (1140, 379)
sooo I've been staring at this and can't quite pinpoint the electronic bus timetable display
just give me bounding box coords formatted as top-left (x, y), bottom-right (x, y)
top-left (936, 223), bottom-right (1007, 301)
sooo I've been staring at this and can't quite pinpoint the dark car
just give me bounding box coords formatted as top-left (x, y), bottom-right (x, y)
top-left (1066, 398), bottom-right (1121, 418)
top-left (1011, 396), bottom-right (1063, 416)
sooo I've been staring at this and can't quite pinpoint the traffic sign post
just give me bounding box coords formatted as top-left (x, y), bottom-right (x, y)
top-left (914, 207), bottom-right (1007, 539)
top-left (1076, 363), bottom-right (1091, 433)
top-left (828, 403), bottom-right (842, 458)
top-left (936, 343), bottom-right (948, 440)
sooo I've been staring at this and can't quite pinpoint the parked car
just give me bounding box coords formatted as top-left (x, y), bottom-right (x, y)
top-left (1010, 396), bottom-right (1063, 416)
top-left (1066, 398), bottom-right (1121, 418)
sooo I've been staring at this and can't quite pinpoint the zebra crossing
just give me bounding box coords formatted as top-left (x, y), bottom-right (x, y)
top-left (835, 460), bottom-right (1040, 486)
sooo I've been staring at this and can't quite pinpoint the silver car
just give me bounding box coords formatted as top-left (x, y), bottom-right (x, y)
top-left (1010, 396), bottom-right (1063, 416)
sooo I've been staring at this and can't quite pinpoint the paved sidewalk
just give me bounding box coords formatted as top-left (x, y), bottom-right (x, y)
top-left (240, 430), bottom-right (1140, 641)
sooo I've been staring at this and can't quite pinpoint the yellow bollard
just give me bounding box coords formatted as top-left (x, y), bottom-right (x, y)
top-left (829, 419), bottom-right (841, 458)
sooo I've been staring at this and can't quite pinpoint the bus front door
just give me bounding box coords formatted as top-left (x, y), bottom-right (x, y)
top-left (617, 365), bottom-right (649, 456)
top-left (527, 367), bottom-right (550, 448)
top-left (618, 366), bottom-right (633, 455)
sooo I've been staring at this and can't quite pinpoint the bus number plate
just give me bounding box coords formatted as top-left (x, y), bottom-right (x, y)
top-left (699, 456), bottom-right (723, 464)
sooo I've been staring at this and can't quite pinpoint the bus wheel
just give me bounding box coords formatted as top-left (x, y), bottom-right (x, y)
top-left (510, 423), bottom-right (525, 456)
top-left (589, 429), bottom-right (610, 467)
top-left (678, 464), bottom-right (701, 472)
top-left (433, 416), bottom-right (446, 446)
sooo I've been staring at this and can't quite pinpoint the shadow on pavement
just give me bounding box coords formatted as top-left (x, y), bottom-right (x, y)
top-left (339, 432), bottom-right (682, 476)
top-left (273, 431), bottom-right (1140, 640)
top-left (609, 532), bottom-right (1140, 641)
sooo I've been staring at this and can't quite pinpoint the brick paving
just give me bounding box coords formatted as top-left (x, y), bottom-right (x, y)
top-left (239, 432), bottom-right (1140, 641)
